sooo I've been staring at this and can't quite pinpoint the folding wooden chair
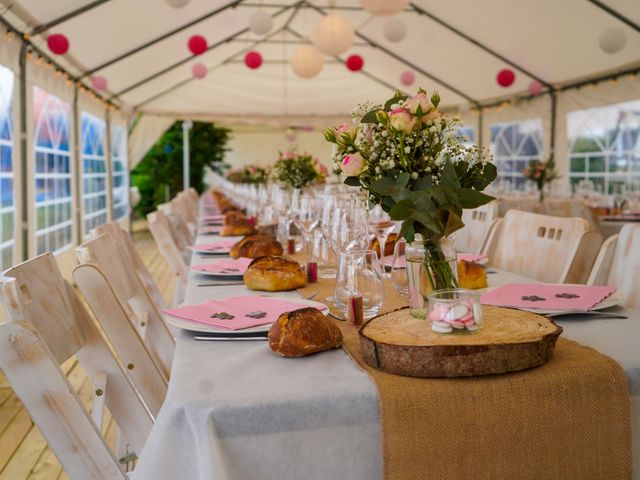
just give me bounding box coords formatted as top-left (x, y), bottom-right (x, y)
top-left (456, 201), bottom-right (500, 255)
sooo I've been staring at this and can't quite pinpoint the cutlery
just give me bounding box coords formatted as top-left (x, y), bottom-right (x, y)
top-left (545, 311), bottom-right (628, 319)
top-left (196, 282), bottom-right (245, 287)
top-left (299, 290), bottom-right (320, 300)
top-left (193, 331), bottom-right (269, 341)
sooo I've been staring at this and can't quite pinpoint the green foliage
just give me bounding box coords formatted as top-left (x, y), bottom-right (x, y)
top-left (131, 121), bottom-right (230, 216)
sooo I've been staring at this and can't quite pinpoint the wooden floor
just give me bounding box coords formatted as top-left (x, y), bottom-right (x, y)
top-left (0, 225), bottom-right (174, 480)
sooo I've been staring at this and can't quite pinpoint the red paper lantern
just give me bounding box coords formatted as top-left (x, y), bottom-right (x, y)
top-left (528, 80), bottom-right (543, 96)
top-left (400, 70), bottom-right (414, 86)
top-left (188, 35), bottom-right (207, 55)
top-left (244, 51), bottom-right (263, 69)
top-left (346, 54), bottom-right (364, 72)
top-left (192, 62), bottom-right (207, 79)
top-left (91, 75), bottom-right (107, 91)
top-left (496, 68), bottom-right (515, 87)
top-left (47, 34), bottom-right (69, 55)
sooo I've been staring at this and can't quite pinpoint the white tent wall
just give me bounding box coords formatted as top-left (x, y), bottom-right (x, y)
top-left (128, 114), bottom-right (177, 169)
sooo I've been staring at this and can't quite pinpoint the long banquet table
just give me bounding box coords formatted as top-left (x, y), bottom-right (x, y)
top-left (133, 213), bottom-right (640, 480)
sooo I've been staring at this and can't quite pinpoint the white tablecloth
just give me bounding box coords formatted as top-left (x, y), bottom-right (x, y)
top-left (133, 224), bottom-right (639, 479)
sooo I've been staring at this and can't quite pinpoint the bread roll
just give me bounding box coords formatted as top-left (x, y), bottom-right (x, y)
top-left (224, 210), bottom-right (248, 226)
top-left (220, 222), bottom-right (256, 236)
top-left (244, 255), bottom-right (306, 291)
top-left (458, 260), bottom-right (488, 290)
top-left (268, 307), bottom-right (343, 357)
top-left (231, 234), bottom-right (283, 259)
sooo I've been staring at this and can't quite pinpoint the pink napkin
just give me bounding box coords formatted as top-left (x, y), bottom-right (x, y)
top-left (162, 295), bottom-right (328, 330)
top-left (191, 257), bottom-right (252, 274)
top-left (190, 239), bottom-right (236, 252)
top-left (458, 253), bottom-right (487, 263)
top-left (481, 284), bottom-right (617, 311)
top-left (198, 226), bottom-right (222, 235)
top-left (384, 255), bottom-right (406, 268)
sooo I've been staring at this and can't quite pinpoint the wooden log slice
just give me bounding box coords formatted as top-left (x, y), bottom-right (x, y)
top-left (359, 306), bottom-right (562, 378)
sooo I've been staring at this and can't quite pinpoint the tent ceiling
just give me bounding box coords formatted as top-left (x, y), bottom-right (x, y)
top-left (1, 0), bottom-right (639, 122)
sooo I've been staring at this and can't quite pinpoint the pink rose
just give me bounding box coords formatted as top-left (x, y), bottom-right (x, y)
top-left (389, 107), bottom-right (416, 133)
top-left (421, 109), bottom-right (440, 125)
top-left (282, 151), bottom-right (295, 160)
top-left (341, 152), bottom-right (366, 176)
top-left (405, 92), bottom-right (430, 115)
top-left (315, 161), bottom-right (329, 176)
top-left (335, 122), bottom-right (357, 139)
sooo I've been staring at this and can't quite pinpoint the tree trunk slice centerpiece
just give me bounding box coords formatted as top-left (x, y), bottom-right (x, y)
top-left (359, 306), bottom-right (562, 378)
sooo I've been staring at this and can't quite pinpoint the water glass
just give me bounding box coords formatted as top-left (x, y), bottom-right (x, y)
top-left (331, 205), bottom-right (370, 254)
top-left (335, 250), bottom-right (384, 320)
top-left (427, 289), bottom-right (482, 335)
top-left (390, 238), bottom-right (408, 296)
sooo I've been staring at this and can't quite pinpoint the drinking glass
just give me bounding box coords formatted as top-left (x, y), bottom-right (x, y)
top-left (292, 194), bottom-right (322, 263)
top-left (319, 193), bottom-right (356, 277)
top-left (367, 205), bottom-right (397, 273)
top-left (331, 205), bottom-right (370, 254)
top-left (390, 238), bottom-right (408, 296)
top-left (335, 250), bottom-right (385, 320)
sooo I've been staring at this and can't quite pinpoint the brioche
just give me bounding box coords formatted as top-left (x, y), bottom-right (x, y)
top-left (220, 222), bottom-right (256, 236)
top-left (231, 234), bottom-right (283, 259)
top-left (458, 260), bottom-right (488, 290)
top-left (268, 307), bottom-right (343, 357)
top-left (243, 255), bottom-right (306, 291)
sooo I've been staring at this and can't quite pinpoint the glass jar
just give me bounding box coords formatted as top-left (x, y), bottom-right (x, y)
top-left (427, 289), bottom-right (482, 334)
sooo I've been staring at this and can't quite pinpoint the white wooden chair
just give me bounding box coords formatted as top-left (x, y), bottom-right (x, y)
top-left (0, 254), bottom-right (155, 478)
top-left (158, 201), bottom-right (194, 252)
top-left (484, 210), bottom-right (602, 284)
top-left (148, 209), bottom-right (189, 306)
top-left (455, 201), bottom-right (500, 255)
top-left (588, 223), bottom-right (640, 308)
top-left (93, 221), bottom-right (169, 310)
top-left (77, 233), bottom-right (175, 380)
top-left (176, 190), bottom-right (198, 225)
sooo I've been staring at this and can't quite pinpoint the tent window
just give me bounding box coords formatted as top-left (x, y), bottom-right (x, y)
top-left (33, 86), bottom-right (72, 255)
top-left (490, 119), bottom-right (543, 191)
top-left (111, 125), bottom-right (128, 221)
top-left (456, 126), bottom-right (475, 146)
top-left (81, 112), bottom-right (107, 234)
top-left (0, 65), bottom-right (14, 269)
top-left (568, 99), bottom-right (640, 194)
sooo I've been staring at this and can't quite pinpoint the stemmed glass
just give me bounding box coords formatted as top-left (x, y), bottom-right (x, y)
top-left (331, 204), bottom-right (370, 254)
top-left (367, 205), bottom-right (397, 273)
top-left (291, 194), bottom-right (322, 264)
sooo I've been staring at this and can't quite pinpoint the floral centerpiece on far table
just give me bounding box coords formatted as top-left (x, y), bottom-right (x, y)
top-left (225, 165), bottom-right (269, 184)
top-left (522, 155), bottom-right (560, 202)
top-left (324, 88), bottom-right (496, 295)
top-left (270, 150), bottom-right (328, 189)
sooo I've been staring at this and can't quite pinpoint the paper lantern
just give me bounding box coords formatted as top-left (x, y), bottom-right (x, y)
top-left (47, 34), bottom-right (69, 55)
top-left (244, 51), bottom-right (263, 69)
top-left (599, 27), bottom-right (627, 54)
top-left (166, 0), bottom-right (190, 7)
top-left (528, 80), bottom-right (543, 96)
top-left (188, 35), bottom-right (207, 55)
top-left (91, 75), bottom-right (107, 91)
top-left (249, 10), bottom-right (273, 35)
top-left (192, 62), bottom-right (207, 79)
top-left (346, 54), bottom-right (364, 72)
top-left (384, 19), bottom-right (407, 42)
top-left (496, 68), bottom-right (515, 87)
top-left (312, 15), bottom-right (354, 55)
top-left (400, 70), bottom-right (415, 86)
top-left (359, 0), bottom-right (410, 16)
top-left (291, 45), bottom-right (324, 79)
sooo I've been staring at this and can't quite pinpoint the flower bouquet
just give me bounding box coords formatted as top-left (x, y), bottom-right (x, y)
top-left (522, 156), bottom-right (560, 202)
top-left (324, 88), bottom-right (496, 301)
top-left (270, 150), bottom-right (328, 189)
top-left (225, 165), bottom-right (269, 184)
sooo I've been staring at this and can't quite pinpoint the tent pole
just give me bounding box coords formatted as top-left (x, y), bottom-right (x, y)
top-left (31, 0), bottom-right (113, 35)
top-left (18, 42), bottom-right (28, 261)
top-left (182, 121), bottom-right (193, 192)
top-left (72, 86), bottom-right (82, 244)
top-left (586, 0), bottom-right (640, 33)
top-left (478, 110), bottom-right (484, 149)
top-left (550, 91), bottom-right (557, 157)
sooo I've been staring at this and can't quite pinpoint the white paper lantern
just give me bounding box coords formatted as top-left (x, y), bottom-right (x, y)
top-left (291, 45), bottom-right (324, 79)
top-left (359, 0), bottom-right (409, 16)
top-left (249, 10), bottom-right (273, 35)
top-left (384, 18), bottom-right (407, 42)
top-left (312, 15), bottom-right (354, 55)
top-left (599, 27), bottom-right (627, 54)
top-left (165, 0), bottom-right (190, 8)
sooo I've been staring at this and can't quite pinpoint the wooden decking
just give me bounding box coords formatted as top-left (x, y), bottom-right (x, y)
top-left (0, 225), bottom-right (174, 479)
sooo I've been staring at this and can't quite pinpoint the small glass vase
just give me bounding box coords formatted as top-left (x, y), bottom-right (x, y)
top-left (405, 236), bottom-right (459, 319)
top-left (427, 289), bottom-right (483, 335)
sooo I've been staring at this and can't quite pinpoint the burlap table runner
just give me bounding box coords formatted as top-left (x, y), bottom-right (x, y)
top-left (298, 277), bottom-right (632, 479)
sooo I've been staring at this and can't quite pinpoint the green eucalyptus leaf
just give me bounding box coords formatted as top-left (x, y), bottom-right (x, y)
top-left (412, 209), bottom-right (440, 234)
top-left (389, 199), bottom-right (415, 220)
top-left (436, 208), bottom-right (465, 237)
top-left (439, 161), bottom-right (461, 190)
top-left (458, 188), bottom-right (495, 208)
top-left (343, 176), bottom-right (361, 187)
top-left (384, 93), bottom-right (408, 111)
top-left (381, 196), bottom-right (395, 211)
top-left (399, 220), bottom-right (415, 243)
top-left (369, 177), bottom-right (396, 196)
top-left (361, 110), bottom-right (380, 124)
top-left (414, 176), bottom-right (433, 190)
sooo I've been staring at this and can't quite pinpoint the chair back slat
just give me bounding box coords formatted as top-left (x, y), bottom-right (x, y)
top-left (456, 201), bottom-right (499, 254)
top-left (148, 210), bottom-right (189, 280)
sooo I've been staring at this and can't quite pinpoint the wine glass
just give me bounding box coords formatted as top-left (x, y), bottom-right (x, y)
top-left (331, 205), bottom-right (370, 254)
top-left (390, 238), bottom-right (408, 296)
top-left (292, 194), bottom-right (322, 263)
top-left (367, 205), bottom-right (397, 273)
top-left (334, 250), bottom-right (385, 320)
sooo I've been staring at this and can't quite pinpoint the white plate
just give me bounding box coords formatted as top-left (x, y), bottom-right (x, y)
top-left (164, 298), bottom-right (329, 333)
top-left (520, 290), bottom-right (622, 315)
top-left (191, 268), bottom-right (244, 278)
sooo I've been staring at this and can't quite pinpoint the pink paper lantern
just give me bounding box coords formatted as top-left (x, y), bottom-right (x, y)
top-left (91, 75), bottom-right (107, 91)
top-left (244, 51), bottom-right (263, 69)
top-left (192, 62), bottom-right (207, 79)
top-left (188, 35), bottom-right (207, 55)
top-left (400, 70), bottom-right (415, 86)
top-left (47, 34), bottom-right (69, 55)
top-left (528, 80), bottom-right (543, 96)
top-left (346, 54), bottom-right (364, 72)
top-left (497, 68), bottom-right (515, 88)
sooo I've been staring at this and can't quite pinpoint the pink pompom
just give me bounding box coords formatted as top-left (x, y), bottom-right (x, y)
top-left (91, 75), bottom-right (107, 91)
top-left (47, 34), bottom-right (69, 55)
top-left (244, 51), bottom-right (263, 69)
top-left (188, 35), bottom-right (207, 55)
top-left (528, 80), bottom-right (543, 95)
top-left (497, 69), bottom-right (515, 87)
top-left (346, 54), bottom-right (364, 72)
top-left (400, 70), bottom-right (414, 86)
top-left (191, 62), bottom-right (207, 79)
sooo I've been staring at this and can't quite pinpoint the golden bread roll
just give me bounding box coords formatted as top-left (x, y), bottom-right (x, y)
top-left (369, 232), bottom-right (398, 258)
top-left (244, 255), bottom-right (306, 291)
top-left (231, 234), bottom-right (283, 259)
top-left (458, 260), bottom-right (488, 290)
top-left (220, 223), bottom-right (256, 236)
top-left (268, 307), bottom-right (343, 357)
top-left (224, 210), bottom-right (248, 225)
